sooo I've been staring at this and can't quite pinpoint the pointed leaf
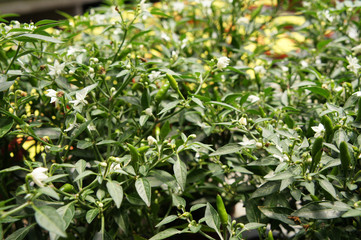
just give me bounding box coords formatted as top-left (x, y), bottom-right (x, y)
top-left (319, 179), bottom-right (337, 199)
top-left (149, 228), bottom-right (181, 240)
top-left (86, 208), bottom-right (100, 224)
top-left (5, 223), bottom-right (36, 240)
top-left (155, 215), bottom-right (178, 228)
top-left (209, 143), bottom-right (242, 156)
top-left (135, 178), bottom-right (151, 207)
top-left (173, 159), bottom-right (187, 191)
top-left (205, 203), bottom-right (223, 240)
top-left (34, 206), bottom-right (67, 238)
top-left (106, 180), bottom-right (124, 208)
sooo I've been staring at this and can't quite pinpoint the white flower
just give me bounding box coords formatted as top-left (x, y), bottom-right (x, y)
top-left (248, 95), bottom-right (260, 103)
top-left (161, 32), bottom-right (170, 41)
top-left (347, 26), bottom-right (358, 40)
top-left (353, 91), bottom-right (361, 97)
top-left (352, 45), bottom-right (361, 54)
top-left (145, 107), bottom-right (153, 116)
top-left (300, 60), bottom-right (309, 68)
top-left (254, 65), bottom-right (266, 75)
top-left (148, 71), bottom-right (161, 81)
top-left (311, 123), bottom-right (325, 138)
top-left (48, 60), bottom-right (65, 77)
top-left (69, 88), bottom-right (89, 112)
top-left (147, 136), bottom-right (157, 145)
top-left (239, 135), bottom-right (256, 146)
top-left (30, 167), bottom-right (48, 187)
top-left (334, 86), bottom-right (343, 92)
top-left (273, 154), bottom-right (289, 162)
top-left (237, 17), bottom-right (249, 24)
top-left (172, 2), bottom-right (185, 12)
top-left (64, 117), bottom-right (77, 132)
top-left (239, 117), bottom-right (247, 126)
top-left (172, 51), bottom-right (178, 60)
top-left (323, 10), bottom-right (334, 22)
top-left (45, 89), bottom-right (58, 104)
top-left (217, 56), bottom-right (230, 70)
top-left (346, 55), bottom-right (361, 75)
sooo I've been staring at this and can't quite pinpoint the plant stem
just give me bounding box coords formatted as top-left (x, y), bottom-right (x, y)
top-left (5, 43), bottom-right (21, 74)
top-left (1, 201), bottom-right (31, 219)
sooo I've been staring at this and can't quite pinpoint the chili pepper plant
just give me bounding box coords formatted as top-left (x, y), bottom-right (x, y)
top-left (1, 0), bottom-right (361, 239)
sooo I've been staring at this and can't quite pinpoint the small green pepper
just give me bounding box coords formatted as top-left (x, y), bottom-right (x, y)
top-left (155, 81), bottom-right (170, 103)
top-left (166, 73), bottom-right (185, 100)
top-left (59, 183), bottom-right (76, 193)
top-left (321, 115), bottom-right (333, 143)
top-left (339, 141), bottom-right (351, 175)
top-left (127, 143), bottom-right (140, 171)
top-left (216, 194), bottom-right (228, 225)
top-left (356, 98), bottom-right (361, 122)
top-left (310, 137), bottom-right (323, 172)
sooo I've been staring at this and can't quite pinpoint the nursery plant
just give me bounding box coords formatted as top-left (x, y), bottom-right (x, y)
top-left (1, 0), bottom-right (361, 239)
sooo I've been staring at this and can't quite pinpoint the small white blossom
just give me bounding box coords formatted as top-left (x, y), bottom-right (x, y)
top-left (217, 56), bottom-right (230, 70)
top-left (147, 136), bottom-right (157, 145)
top-left (334, 86), bottom-right (343, 92)
top-left (300, 60), bottom-right (309, 68)
top-left (30, 167), bottom-right (48, 187)
top-left (172, 2), bottom-right (185, 12)
top-left (311, 123), bottom-right (325, 138)
top-left (248, 95), bottom-right (260, 103)
top-left (254, 65), bottom-right (266, 75)
top-left (45, 89), bottom-right (58, 104)
top-left (239, 117), bottom-right (247, 126)
top-left (323, 10), bottom-right (334, 22)
top-left (346, 55), bottom-right (361, 75)
top-left (353, 91), bottom-right (361, 97)
top-left (172, 51), bottom-right (178, 60)
top-left (352, 45), bottom-right (361, 54)
top-left (347, 26), bottom-right (359, 40)
top-left (145, 107), bottom-right (153, 116)
top-left (48, 60), bottom-right (65, 77)
top-left (148, 71), bottom-right (161, 81)
top-left (161, 32), bottom-right (170, 41)
top-left (239, 135), bottom-right (256, 146)
top-left (69, 88), bottom-right (89, 112)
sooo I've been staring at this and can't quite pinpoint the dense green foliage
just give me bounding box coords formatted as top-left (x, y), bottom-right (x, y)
top-left (1, 0), bottom-right (361, 239)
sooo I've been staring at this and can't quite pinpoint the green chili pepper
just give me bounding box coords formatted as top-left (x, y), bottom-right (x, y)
top-left (310, 137), bottom-right (323, 172)
top-left (310, 195), bottom-right (320, 201)
top-left (321, 115), bottom-right (333, 143)
top-left (356, 98), bottom-right (361, 122)
top-left (155, 81), bottom-right (170, 103)
top-left (216, 194), bottom-right (228, 225)
top-left (166, 73), bottom-right (185, 100)
top-left (339, 141), bottom-right (351, 174)
top-left (267, 230), bottom-right (274, 240)
top-left (59, 183), bottom-right (76, 193)
top-left (306, 117), bottom-right (315, 138)
top-left (127, 143), bottom-right (139, 170)
top-left (137, 145), bottom-right (150, 154)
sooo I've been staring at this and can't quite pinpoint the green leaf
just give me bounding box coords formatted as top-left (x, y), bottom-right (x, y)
top-left (250, 182), bottom-right (280, 199)
top-left (159, 121), bottom-right (170, 140)
top-left (317, 39), bottom-right (332, 50)
top-left (149, 228), bottom-right (181, 240)
top-left (16, 33), bottom-right (63, 43)
top-left (0, 80), bottom-right (14, 92)
top-left (208, 101), bottom-right (242, 113)
top-left (39, 187), bottom-right (60, 200)
top-left (265, 172), bottom-right (294, 181)
top-left (0, 166), bottom-right (28, 174)
top-left (292, 202), bottom-right (346, 219)
top-left (86, 208), bottom-right (100, 224)
top-left (106, 180), bottom-right (124, 208)
top-left (240, 223), bottom-right (266, 233)
top-left (173, 158), bottom-right (187, 191)
top-left (74, 170), bottom-right (96, 182)
top-left (5, 223), bottom-right (36, 240)
top-left (172, 194), bottom-right (186, 208)
top-left (319, 179), bottom-right (337, 199)
top-left (0, 117), bottom-right (14, 137)
top-left (209, 143), bottom-right (242, 156)
top-left (205, 203), bottom-right (223, 240)
top-left (135, 178), bottom-right (151, 207)
top-left (258, 207), bottom-right (294, 225)
top-left (342, 209), bottom-right (361, 218)
top-left (155, 215), bottom-right (178, 228)
top-left (34, 206), bottom-right (67, 238)
top-left (57, 202), bottom-right (75, 229)
top-left (304, 86), bottom-right (330, 99)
